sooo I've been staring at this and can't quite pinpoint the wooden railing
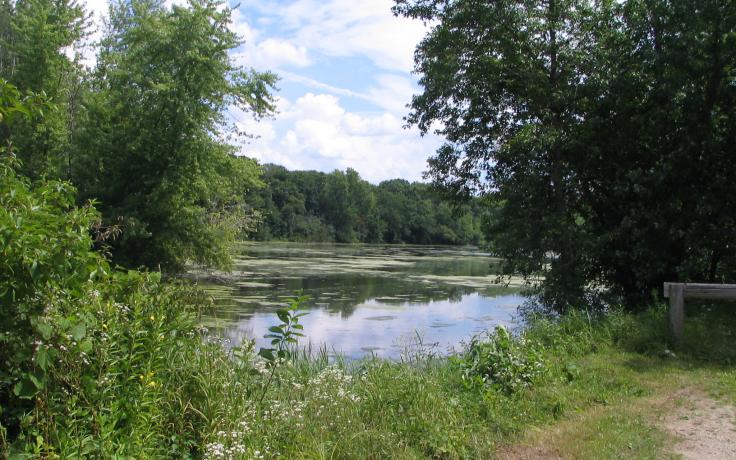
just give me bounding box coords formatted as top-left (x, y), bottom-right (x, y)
top-left (663, 282), bottom-right (736, 342)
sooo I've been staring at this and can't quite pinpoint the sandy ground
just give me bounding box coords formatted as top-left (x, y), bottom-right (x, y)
top-left (663, 388), bottom-right (736, 460)
top-left (496, 387), bottom-right (736, 459)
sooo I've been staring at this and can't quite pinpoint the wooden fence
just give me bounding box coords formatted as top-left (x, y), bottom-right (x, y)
top-left (663, 282), bottom-right (736, 342)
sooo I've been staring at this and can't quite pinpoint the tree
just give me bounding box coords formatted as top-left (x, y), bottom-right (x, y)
top-left (395, 0), bottom-right (736, 310)
top-left (73, 0), bottom-right (276, 272)
top-left (0, 0), bottom-right (88, 179)
top-left (578, 0), bottom-right (736, 305)
top-left (319, 170), bottom-right (357, 242)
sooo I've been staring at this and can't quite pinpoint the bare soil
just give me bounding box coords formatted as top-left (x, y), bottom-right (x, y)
top-left (497, 386), bottom-right (736, 459)
top-left (662, 388), bottom-right (736, 460)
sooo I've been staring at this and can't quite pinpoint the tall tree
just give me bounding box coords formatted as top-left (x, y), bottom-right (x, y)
top-left (395, 0), bottom-right (595, 307)
top-left (578, 0), bottom-right (736, 305)
top-left (322, 170), bottom-right (358, 243)
top-left (395, 0), bottom-right (736, 310)
top-left (0, 0), bottom-right (88, 178)
top-left (73, 0), bottom-right (276, 271)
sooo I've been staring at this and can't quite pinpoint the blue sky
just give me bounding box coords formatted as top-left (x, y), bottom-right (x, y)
top-left (83, 0), bottom-right (443, 183)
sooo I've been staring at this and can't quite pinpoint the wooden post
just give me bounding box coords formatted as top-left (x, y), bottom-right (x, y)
top-left (663, 282), bottom-right (736, 344)
top-left (668, 283), bottom-right (685, 344)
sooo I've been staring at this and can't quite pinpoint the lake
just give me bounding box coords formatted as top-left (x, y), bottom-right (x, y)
top-left (198, 242), bottom-right (526, 360)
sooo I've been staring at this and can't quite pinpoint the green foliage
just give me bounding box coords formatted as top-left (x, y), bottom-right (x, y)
top-left (258, 295), bottom-right (308, 364)
top-left (0, 0), bottom-right (88, 179)
top-left (0, 146), bottom-right (250, 456)
top-left (0, 80), bottom-right (42, 126)
top-left (250, 164), bottom-right (488, 245)
top-left (1, 90), bottom-right (78, 447)
top-left (26, 273), bottom-right (211, 457)
top-left (0, 145), bottom-right (103, 433)
top-left (456, 325), bottom-right (548, 394)
top-left (0, 137), bottom-right (208, 455)
top-left (0, 79), bottom-right (52, 137)
top-left (70, 0), bottom-right (275, 272)
top-left (395, 0), bottom-right (736, 311)
top-left (2, 0), bottom-right (275, 273)
top-left (0, 84), bottom-right (214, 455)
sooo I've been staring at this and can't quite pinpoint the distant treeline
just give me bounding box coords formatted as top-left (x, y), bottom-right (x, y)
top-left (248, 164), bottom-right (490, 245)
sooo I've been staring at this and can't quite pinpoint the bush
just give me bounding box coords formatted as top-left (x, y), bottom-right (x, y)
top-left (455, 325), bottom-right (548, 394)
top-left (0, 153), bottom-right (105, 437)
top-left (0, 152), bottom-right (224, 457)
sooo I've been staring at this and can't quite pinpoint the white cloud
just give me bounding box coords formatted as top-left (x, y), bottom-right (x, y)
top-left (241, 0), bottom-right (427, 73)
top-left (235, 38), bottom-right (311, 69)
top-left (229, 8), bottom-right (259, 43)
top-left (366, 74), bottom-right (415, 114)
top-left (276, 72), bottom-right (416, 117)
top-left (278, 71), bottom-right (367, 99)
top-left (237, 92), bottom-right (441, 183)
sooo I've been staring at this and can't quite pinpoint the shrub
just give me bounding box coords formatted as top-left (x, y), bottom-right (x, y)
top-left (0, 152), bottom-right (105, 439)
top-left (0, 151), bottom-right (224, 456)
top-left (455, 325), bottom-right (547, 394)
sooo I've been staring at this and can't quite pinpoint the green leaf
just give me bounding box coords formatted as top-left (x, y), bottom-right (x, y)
top-left (29, 260), bottom-right (39, 282)
top-left (258, 348), bottom-right (274, 361)
top-left (70, 323), bottom-right (86, 341)
top-left (276, 309), bottom-right (290, 323)
top-left (36, 322), bottom-right (53, 340)
top-left (29, 371), bottom-right (45, 390)
top-left (36, 347), bottom-right (51, 371)
top-left (13, 379), bottom-right (37, 399)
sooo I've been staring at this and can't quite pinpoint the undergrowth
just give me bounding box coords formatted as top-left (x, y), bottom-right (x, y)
top-left (2, 152), bottom-right (735, 458)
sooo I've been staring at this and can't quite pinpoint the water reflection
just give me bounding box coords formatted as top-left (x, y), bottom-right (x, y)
top-left (215, 293), bottom-right (523, 360)
top-left (198, 243), bottom-right (524, 359)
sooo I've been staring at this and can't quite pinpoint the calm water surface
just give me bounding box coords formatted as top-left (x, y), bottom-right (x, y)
top-left (199, 243), bottom-right (525, 359)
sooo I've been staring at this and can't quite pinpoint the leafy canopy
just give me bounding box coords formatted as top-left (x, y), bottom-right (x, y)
top-left (73, 0), bottom-right (276, 271)
top-left (395, 0), bottom-right (736, 310)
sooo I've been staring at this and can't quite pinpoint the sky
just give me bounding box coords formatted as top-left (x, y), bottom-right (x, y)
top-left (82, 0), bottom-right (444, 183)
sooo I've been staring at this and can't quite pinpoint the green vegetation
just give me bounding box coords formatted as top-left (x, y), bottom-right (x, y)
top-left (2, 132), bottom-right (733, 456)
top-left (1, 0), bottom-right (275, 273)
top-left (3, 170), bottom-right (734, 457)
top-left (2, 0), bottom-right (735, 458)
top-left (72, 0), bottom-right (274, 272)
top-left (395, 0), bottom-right (736, 311)
top-left (0, 143), bottom-right (208, 455)
top-left (0, 0), bottom-right (86, 179)
top-left (249, 164), bottom-right (489, 245)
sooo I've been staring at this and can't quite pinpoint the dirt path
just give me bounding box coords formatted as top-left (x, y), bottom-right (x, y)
top-left (662, 388), bottom-right (736, 459)
top-left (497, 386), bottom-right (736, 459)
